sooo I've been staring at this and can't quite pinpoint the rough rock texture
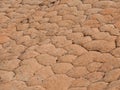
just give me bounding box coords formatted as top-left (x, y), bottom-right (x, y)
top-left (0, 0), bottom-right (120, 90)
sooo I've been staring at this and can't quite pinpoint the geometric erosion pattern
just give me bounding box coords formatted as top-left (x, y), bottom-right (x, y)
top-left (0, 0), bottom-right (120, 90)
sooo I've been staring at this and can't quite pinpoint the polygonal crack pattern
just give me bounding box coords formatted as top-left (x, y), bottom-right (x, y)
top-left (0, 0), bottom-right (120, 90)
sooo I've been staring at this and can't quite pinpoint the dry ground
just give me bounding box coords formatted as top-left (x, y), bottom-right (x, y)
top-left (0, 0), bottom-right (120, 90)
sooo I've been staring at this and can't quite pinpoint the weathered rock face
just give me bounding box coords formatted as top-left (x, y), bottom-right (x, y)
top-left (23, 0), bottom-right (59, 6)
top-left (0, 0), bottom-right (120, 90)
top-left (41, 75), bottom-right (74, 90)
top-left (23, 0), bottom-right (43, 4)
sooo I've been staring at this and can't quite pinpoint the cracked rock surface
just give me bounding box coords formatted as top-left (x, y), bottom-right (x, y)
top-left (0, 0), bottom-right (120, 90)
